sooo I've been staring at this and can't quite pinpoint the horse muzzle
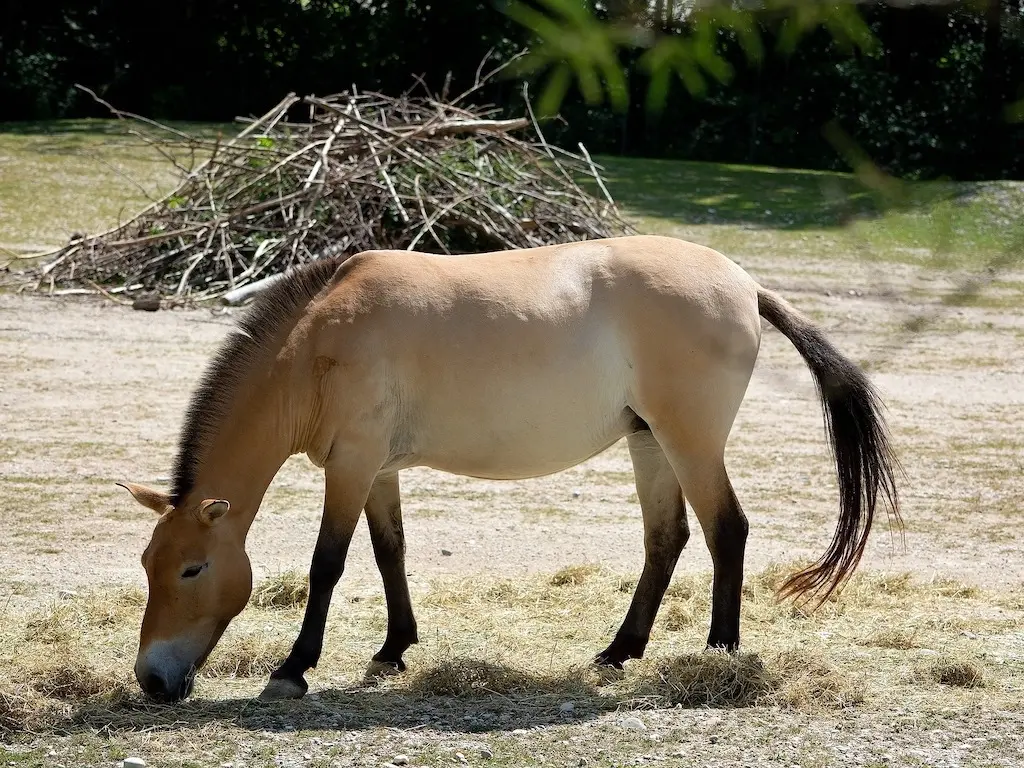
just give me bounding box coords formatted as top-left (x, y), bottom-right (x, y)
top-left (135, 640), bottom-right (202, 702)
top-left (137, 666), bottom-right (196, 702)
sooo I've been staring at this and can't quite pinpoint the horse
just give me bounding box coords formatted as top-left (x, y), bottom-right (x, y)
top-left (118, 234), bottom-right (901, 703)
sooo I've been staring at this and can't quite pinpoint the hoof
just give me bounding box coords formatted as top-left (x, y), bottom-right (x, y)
top-left (258, 676), bottom-right (308, 702)
top-left (364, 657), bottom-right (405, 681)
top-left (370, 652), bottom-right (407, 673)
top-left (593, 653), bottom-right (626, 670)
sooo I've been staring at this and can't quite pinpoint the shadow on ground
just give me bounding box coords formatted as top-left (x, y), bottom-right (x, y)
top-left (593, 156), bottom-right (886, 230)
top-left (61, 654), bottom-right (776, 735)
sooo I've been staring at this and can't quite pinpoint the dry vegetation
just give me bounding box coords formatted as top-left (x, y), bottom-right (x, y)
top-left (1, 566), bottom-right (1021, 765)
top-left (17, 87), bottom-right (630, 303)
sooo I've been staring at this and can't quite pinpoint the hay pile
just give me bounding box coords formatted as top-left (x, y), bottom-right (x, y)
top-left (28, 84), bottom-right (632, 304)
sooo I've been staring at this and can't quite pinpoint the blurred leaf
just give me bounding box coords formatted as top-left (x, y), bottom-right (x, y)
top-left (503, 0), bottom-right (878, 115)
top-left (1006, 98), bottom-right (1024, 123)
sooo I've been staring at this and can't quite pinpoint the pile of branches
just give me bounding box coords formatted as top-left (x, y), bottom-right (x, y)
top-left (28, 83), bottom-right (633, 304)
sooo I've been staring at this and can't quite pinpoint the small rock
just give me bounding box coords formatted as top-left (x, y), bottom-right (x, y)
top-left (132, 293), bottom-right (161, 312)
top-left (559, 702), bottom-right (575, 714)
top-left (479, 746), bottom-right (493, 758)
top-left (57, 590), bottom-right (77, 599)
top-left (709, 735), bottom-right (719, 744)
top-left (456, 753), bottom-right (467, 764)
top-left (123, 759), bottom-right (146, 768)
top-left (393, 756), bottom-right (409, 766)
top-left (572, 490), bottom-right (581, 499)
top-left (441, 549), bottom-right (453, 556)
top-left (620, 716), bottom-right (645, 730)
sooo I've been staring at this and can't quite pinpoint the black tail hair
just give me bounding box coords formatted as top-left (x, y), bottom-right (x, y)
top-left (757, 288), bottom-right (904, 604)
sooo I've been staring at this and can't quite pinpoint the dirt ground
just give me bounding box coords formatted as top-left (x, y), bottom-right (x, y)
top-left (2, 247), bottom-right (1023, 768)
top-left (2, 250), bottom-right (1022, 605)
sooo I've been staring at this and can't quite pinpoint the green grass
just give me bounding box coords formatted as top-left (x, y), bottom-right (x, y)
top-left (0, 119), bottom-right (234, 259)
top-left (2, 120), bottom-right (1022, 281)
top-left (593, 155), bottom-right (1024, 269)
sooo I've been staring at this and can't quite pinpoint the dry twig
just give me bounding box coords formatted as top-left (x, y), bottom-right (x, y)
top-left (24, 77), bottom-right (632, 303)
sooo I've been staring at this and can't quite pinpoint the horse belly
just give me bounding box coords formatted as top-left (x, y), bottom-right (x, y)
top-left (408, 346), bottom-right (633, 480)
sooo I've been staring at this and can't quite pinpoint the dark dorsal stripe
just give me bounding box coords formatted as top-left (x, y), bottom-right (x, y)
top-left (170, 256), bottom-right (346, 505)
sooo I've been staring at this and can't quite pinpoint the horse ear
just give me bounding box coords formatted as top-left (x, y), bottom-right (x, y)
top-left (197, 499), bottom-right (230, 525)
top-left (117, 482), bottom-right (171, 515)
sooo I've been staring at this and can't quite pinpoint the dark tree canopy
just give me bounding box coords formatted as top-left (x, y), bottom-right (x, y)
top-left (1, 0), bottom-right (1021, 180)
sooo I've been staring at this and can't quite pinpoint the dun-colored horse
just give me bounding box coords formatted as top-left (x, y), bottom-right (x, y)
top-left (119, 234), bottom-right (900, 702)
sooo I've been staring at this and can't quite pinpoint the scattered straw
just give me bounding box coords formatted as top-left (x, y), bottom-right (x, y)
top-left (772, 650), bottom-right (865, 709)
top-left (550, 564), bottom-right (602, 587)
top-left (659, 601), bottom-right (696, 631)
top-left (409, 657), bottom-right (596, 699)
top-left (625, 651), bottom-right (775, 708)
top-left (202, 633), bottom-right (291, 678)
top-left (860, 628), bottom-right (921, 650)
top-left (251, 570), bottom-right (309, 609)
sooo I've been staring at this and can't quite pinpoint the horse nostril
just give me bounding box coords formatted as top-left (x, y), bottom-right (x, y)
top-left (143, 671), bottom-right (169, 700)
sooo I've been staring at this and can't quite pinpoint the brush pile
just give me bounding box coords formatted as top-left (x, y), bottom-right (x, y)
top-left (28, 85), bottom-right (632, 304)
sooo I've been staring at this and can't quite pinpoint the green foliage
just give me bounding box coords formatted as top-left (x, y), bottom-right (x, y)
top-left (503, 0), bottom-right (880, 116)
top-left (2, 0), bottom-right (1022, 181)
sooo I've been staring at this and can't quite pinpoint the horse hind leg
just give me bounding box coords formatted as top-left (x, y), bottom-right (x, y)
top-left (657, 438), bottom-right (748, 650)
top-left (595, 429), bottom-right (690, 668)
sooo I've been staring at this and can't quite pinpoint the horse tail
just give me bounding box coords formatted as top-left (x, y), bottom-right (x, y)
top-left (757, 287), bottom-right (903, 604)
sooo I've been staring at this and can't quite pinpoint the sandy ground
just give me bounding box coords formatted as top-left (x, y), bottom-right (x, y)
top-left (1, 251), bottom-right (1022, 609)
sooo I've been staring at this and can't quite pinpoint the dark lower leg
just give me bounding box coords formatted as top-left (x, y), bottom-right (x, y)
top-left (705, 490), bottom-right (748, 650)
top-left (597, 431), bottom-right (689, 668)
top-left (271, 514), bottom-right (359, 689)
top-left (595, 538), bottom-right (686, 667)
top-left (365, 474), bottom-right (418, 670)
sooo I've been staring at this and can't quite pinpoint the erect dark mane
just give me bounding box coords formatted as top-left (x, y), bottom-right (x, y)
top-left (170, 256), bottom-right (346, 505)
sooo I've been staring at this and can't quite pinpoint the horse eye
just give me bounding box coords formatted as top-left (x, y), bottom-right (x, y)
top-left (181, 563), bottom-right (207, 579)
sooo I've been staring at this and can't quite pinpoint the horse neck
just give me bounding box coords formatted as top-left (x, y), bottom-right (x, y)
top-left (184, 371), bottom-right (304, 538)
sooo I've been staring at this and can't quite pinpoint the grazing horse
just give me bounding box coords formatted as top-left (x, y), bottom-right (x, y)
top-left (118, 234), bottom-right (900, 703)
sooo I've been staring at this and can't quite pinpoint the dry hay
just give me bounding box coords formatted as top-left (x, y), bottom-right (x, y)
top-left (23, 75), bottom-right (633, 304)
top-left (624, 651), bottom-right (775, 708)
top-left (250, 569), bottom-right (309, 609)
top-left (914, 654), bottom-right (987, 688)
top-left (408, 656), bottom-right (596, 699)
top-left (0, 563), bottom-right (1018, 733)
top-left (202, 634), bottom-right (292, 679)
top-left (549, 563), bottom-right (602, 587)
top-left (859, 627), bottom-right (921, 649)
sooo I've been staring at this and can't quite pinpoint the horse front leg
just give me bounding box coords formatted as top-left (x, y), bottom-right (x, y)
top-left (259, 462), bottom-right (377, 701)
top-left (364, 472), bottom-right (418, 671)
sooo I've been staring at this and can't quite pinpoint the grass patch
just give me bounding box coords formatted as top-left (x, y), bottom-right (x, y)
top-left (588, 155), bottom-right (1024, 274)
top-left (0, 119), bottom-right (232, 256)
top-left (915, 655), bottom-right (987, 688)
